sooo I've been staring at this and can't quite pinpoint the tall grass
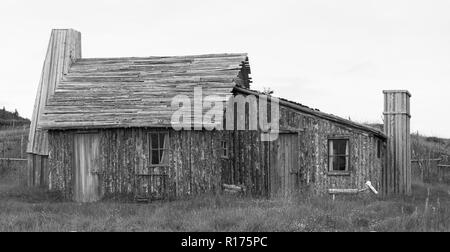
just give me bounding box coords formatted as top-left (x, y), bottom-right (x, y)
top-left (0, 176), bottom-right (449, 232)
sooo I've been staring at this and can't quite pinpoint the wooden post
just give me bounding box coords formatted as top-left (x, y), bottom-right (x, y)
top-left (27, 154), bottom-right (34, 187)
top-left (383, 90), bottom-right (411, 195)
top-left (20, 135), bottom-right (24, 159)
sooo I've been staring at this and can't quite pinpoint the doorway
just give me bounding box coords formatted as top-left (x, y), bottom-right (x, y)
top-left (270, 133), bottom-right (300, 198)
top-left (73, 133), bottom-right (101, 202)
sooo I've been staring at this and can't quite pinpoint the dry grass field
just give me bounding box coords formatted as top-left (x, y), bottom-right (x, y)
top-left (0, 163), bottom-right (449, 232)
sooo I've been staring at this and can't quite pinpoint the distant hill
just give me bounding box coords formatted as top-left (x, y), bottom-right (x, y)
top-left (411, 133), bottom-right (450, 160)
top-left (362, 121), bottom-right (450, 157)
top-left (0, 107), bottom-right (30, 129)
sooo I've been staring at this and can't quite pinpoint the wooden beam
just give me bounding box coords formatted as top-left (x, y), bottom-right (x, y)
top-left (328, 188), bottom-right (362, 194)
top-left (411, 158), bottom-right (441, 162)
top-left (0, 158), bottom-right (28, 161)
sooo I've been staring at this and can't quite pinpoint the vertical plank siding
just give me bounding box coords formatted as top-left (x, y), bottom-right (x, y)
top-left (222, 103), bottom-right (384, 197)
top-left (73, 133), bottom-right (101, 203)
top-left (49, 129), bottom-right (229, 200)
top-left (383, 90), bottom-right (411, 195)
top-left (275, 105), bottom-right (385, 195)
top-left (47, 102), bottom-right (386, 200)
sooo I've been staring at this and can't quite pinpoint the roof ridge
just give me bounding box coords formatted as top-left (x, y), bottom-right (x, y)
top-left (76, 53), bottom-right (248, 62)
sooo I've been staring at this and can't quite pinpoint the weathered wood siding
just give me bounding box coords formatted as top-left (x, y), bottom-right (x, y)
top-left (48, 129), bottom-right (232, 200)
top-left (225, 104), bottom-right (386, 197)
top-left (225, 99), bottom-right (385, 197)
top-left (73, 133), bottom-right (102, 202)
top-left (223, 130), bottom-right (270, 197)
top-left (269, 133), bottom-right (300, 198)
top-left (383, 90), bottom-right (411, 195)
top-left (276, 105), bottom-right (385, 195)
top-left (47, 106), bottom-right (385, 200)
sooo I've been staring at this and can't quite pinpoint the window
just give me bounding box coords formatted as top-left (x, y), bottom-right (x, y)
top-left (148, 132), bottom-right (170, 166)
top-left (328, 138), bottom-right (349, 172)
top-left (220, 140), bottom-right (229, 159)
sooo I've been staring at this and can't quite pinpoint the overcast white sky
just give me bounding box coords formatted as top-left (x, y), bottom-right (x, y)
top-left (1, 0), bottom-right (449, 137)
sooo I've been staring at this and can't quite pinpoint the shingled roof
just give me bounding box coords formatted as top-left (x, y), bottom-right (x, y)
top-left (39, 53), bottom-right (250, 129)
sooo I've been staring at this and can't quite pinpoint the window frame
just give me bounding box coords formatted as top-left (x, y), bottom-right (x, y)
top-left (327, 137), bottom-right (351, 174)
top-left (147, 131), bottom-right (170, 167)
top-left (220, 139), bottom-right (229, 159)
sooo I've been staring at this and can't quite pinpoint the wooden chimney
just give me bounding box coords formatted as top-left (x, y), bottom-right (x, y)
top-left (27, 29), bottom-right (81, 187)
top-left (383, 90), bottom-right (411, 195)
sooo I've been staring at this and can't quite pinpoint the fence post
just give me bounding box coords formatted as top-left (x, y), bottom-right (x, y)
top-left (20, 135), bottom-right (24, 159)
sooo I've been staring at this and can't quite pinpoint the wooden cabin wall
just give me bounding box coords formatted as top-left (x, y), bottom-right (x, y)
top-left (48, 129), bottom-right (235, 200)
top-left (170, 130), bottom-right (225, 197)
top-left (48, 128), bottom-right (271, 200)
top-left (27, 154), bottom-right (49, 188)
top-left (225, 130), bottom-right (270, 197)
top-left (47, 107), bottom-right (385, 200)
top-left (225, 99), bottom-right (385, 197)
top-left (276, 105), bottom-right (385, 195)
top-left (47, 132), bottom-right (74, 199)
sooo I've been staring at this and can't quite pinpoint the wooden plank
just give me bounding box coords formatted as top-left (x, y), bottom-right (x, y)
top-left (0, 158), bottom-right (28, 161)
top-left (73, 133), bottom-right (101, 202)
top-left (27, 154), bottom-right (34, 186)
top-left (35, 155), bottom-right (41, 187)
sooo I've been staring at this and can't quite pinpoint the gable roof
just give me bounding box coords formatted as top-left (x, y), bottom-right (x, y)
top-left (39, 53), bottom-right (250, 129)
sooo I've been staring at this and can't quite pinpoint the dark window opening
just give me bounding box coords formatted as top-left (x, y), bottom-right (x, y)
top-left (148, 132), bottom-right (170, 166)
top-left (221, 140), bottom-right (229, 159)
top-left (328, 139), bottom-right (349, 172)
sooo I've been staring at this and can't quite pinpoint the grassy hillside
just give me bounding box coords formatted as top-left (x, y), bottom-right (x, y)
top-left (0, 108), bottom-right (30, 129)
top-left (411, 134), bottom-right (450, 183)
top-left (411, 133), bottom-right (450, 158)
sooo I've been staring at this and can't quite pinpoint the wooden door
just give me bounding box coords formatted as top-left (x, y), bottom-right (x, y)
top-left (73, 133), bottom-right (101, 203)
top-left (270, 133), bottom-right (300, 198)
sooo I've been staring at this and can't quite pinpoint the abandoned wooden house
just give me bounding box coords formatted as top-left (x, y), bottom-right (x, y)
top-left (27, 29), bottom-right (412, 202)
